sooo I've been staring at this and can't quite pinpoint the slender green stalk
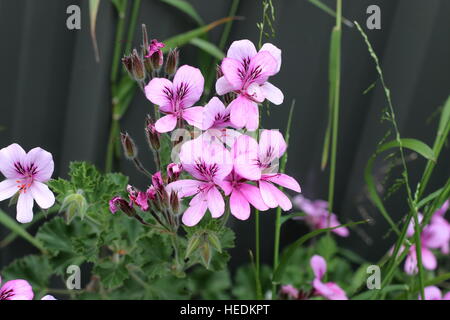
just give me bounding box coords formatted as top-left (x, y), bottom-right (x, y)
top-left (355, 21), bottom-right (425, 299)
top-left (254, 209), bottom-right (263, 300)
top-left (327, 0), bottom-right (341, 229)
top-left (110, 1), bottom-right (128, 86)
top-left (0, 209), bottom-right (47, 254)
top-left (124, 0), bottom-right (142, 56)
top-left (272, 100), bottom-right (295, 298)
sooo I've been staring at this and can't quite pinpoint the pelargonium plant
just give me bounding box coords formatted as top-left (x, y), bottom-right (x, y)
top-left (0, 0), bottom-right (449, 302)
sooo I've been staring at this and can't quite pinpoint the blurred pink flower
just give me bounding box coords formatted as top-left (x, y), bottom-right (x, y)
top-left (0, 143), bottom-right (55, 223)
top-left (0, 276), bottom-right (34, 300)
top-left (403, 200), bottom-right (450, 275)
top-left (145, 39), bottom-right (165, 67)
top-left (419, 286), bottom-right (450, 300)
top-left (167, 139), bottom-right (232, 226)
top-left (292, 195), bottom-right (349, 237)
top-left (280, 285), bottom-right (299, 299)
top-left (145, 65), bottom-right (205, 132)
top-left (310, 255), bottom-right (348, 300)
top-left (216, 40), bottom-right (283, 131)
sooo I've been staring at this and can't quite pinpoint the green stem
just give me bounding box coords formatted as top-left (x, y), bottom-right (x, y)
top-left (124, 0), bottom-right (142, 56)
top-left (327, 0), bottom-right (341, 225)
top-left (110, 1), bottom-right (128, 85)
top-left (254, 209), bottom-right (263, 300)
top-left (272, 100), bottom-right (295, 298)
top-left (105, 119), bottom-right (120, 172)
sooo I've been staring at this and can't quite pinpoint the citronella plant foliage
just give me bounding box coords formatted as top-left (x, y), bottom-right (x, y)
top-left (0, 1), bottom-right (449, 302)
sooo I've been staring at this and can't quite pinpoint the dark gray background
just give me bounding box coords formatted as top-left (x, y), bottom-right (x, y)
top-left (1, 0), bottom-right (449, 270)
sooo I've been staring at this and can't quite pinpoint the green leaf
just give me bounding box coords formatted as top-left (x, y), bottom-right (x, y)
top-left (89, 0), bottom-right (101, 62)
top-left (316, 235), bottom-right (337, 259)
top-left (307, 0), bottom-right (354, 27)
top-left (376, 138), bottom-right (435, 161)
top-left (352, 285), bottom-right (409, 300)
top-left (94, 259), bottom-right (130, 289)
top-left (162, 17), bottom-right (236, 52)
top-left (160, 0), bottom-right (204, 25)
top-left (189, 38), bottom-right (225, 60)
top-left (0, 209), bottom-right (46, 253)
top-left (272, 220), bottom-right (368, 283)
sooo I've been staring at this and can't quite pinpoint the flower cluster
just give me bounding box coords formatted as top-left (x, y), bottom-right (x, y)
top-left (419, 286), bottom-right (450, 300)
top-left (113, 38), bottom-right (301, 227)
top-left (401, 200), bottom-right (450, 275)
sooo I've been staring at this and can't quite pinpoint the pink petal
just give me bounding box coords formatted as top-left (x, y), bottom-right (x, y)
top-left (260, 82), bottom-right (284, 105)
top-left (233, 155), bottom-right (261, 181)
top-left (443, 292), bottom-right (450, 300)
top-left (239, 183), bottom-right (269, 211)
top-left (155, 114), bottom-right (178, 133)
top-left (420, 286), bottom-right (442, 300)
top-left (280, 285), bottom-right (299, 299)
top-left (166, 179), bottom-right (203, 198)
top-left (321, 282), bottom-right (348, 300)
top-left (0, 179), bottom-right (19, 201)
top-left (25, 147), bottom-right (54, 182)
top-left (216, 76), bottom-right (235, 95)
top-left (207, 186), bottom-right (225, 218)
top-left (421, 247), bottom-right (437, 270)
top-left (434, 200), bottom-right (449, 217)
top-left (260, 43), bottom-right (282, 73)
top-left (182, 193), bottom-right (208, 227)
top-left (259, 129), bottom-right (287, 161)
top-left (263, 173), bottom-right (301, 192)
top-left (259, 180), bottom-right (292, 211)
top-left (310, 255), bottom-right (327, 280)
top-left (227, 39), bottom-right (257, 61)
top-left (245, 101), bottom-right (260, 131)
top-left (246, 83), bottom-right (265, 103)
top-left (221, 58), bottom-right (244, 90)
top-left (202, 97), bottom-right (226, 129)
top-left (172, 65), bottom-right (204, 108)
top-left (41, 295), bottom-right (57, 300)
top-left (228, 95), bottom-right (250, 129)
top-left (30, 181), bottom-right (55, 209)
top-left (0, 143), bottom-right (26, 179)
top-left (16, 191), bottom-right (34, 223)
top-left (259, 180), bottom-right (278, 209)
top-left (422, 220), bottom-right (450, 249)
top-left (230, 189), bottom-right (250, 220)
top-left (248, 51), bottom-right (277, 84)
top-left (0, 279), bottom-right (34, 300)
top-left (144, 77), bottom-right (173, 108)
top-left (183, 106), bottom-right (205, 129)
top-left (404, 250), bottom-right (418, 275)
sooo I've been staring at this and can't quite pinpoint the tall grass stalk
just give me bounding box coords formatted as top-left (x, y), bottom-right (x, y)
top-left (354, 21), bottom-right (425, 299)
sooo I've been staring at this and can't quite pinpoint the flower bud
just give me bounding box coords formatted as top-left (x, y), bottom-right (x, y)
top-left (145, 115), bottom-right (160, 150)
top-left (121, 132), bottom-right (138, 160)
top-left (122, 55), bottom-right (134, 79)
top-left (167, 163), bottom-right (182, 182)
top-left (131, 49), bottom-right (146, 81)
top-left (169, 190), bottom-right (180, 214)
top-left (207, 232), bottom-right (222, 253)
top-left (200, 241), bottom-right (212, 269)
top-left (60, 190), bottom-right (88, 224)
top-left (165, 48), bottom-right (179, 76)
top-left (185, 234), bottom-right (201, 259)
top-left (109, 196), bottom-right (135, 217)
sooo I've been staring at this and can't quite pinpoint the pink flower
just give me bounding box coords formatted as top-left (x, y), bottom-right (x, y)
top-left (195, 97), bottom-right (242, 148)
top-left (41, 295), bottom-right (57, 300)
top-left (232, 130), bottom-right (301, 210)
top-left (0, 143), bottom-right (55, 223)
top-left (220, 171), bottom-right (269, 221)
top-left (402, 201), bottom-right (450, 274)
top-left (145, 65), bottom-right (205, 133)
top-left (167, 139), bottom-right (233, 226)
top-left (167, 163), bottom-right (182, 182)
top-left (310, 255), bottom-right (348, 300)
top-left (145, 39), bottom-right (165, 67)
top-left (216, 39), bottom-right (283, 130)
top-left (0, 276), bottom-right (34, 300)
top-left (419, 286), bottom-right (450, 300)
top-left (292, 195), bottom-right (349, 237)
